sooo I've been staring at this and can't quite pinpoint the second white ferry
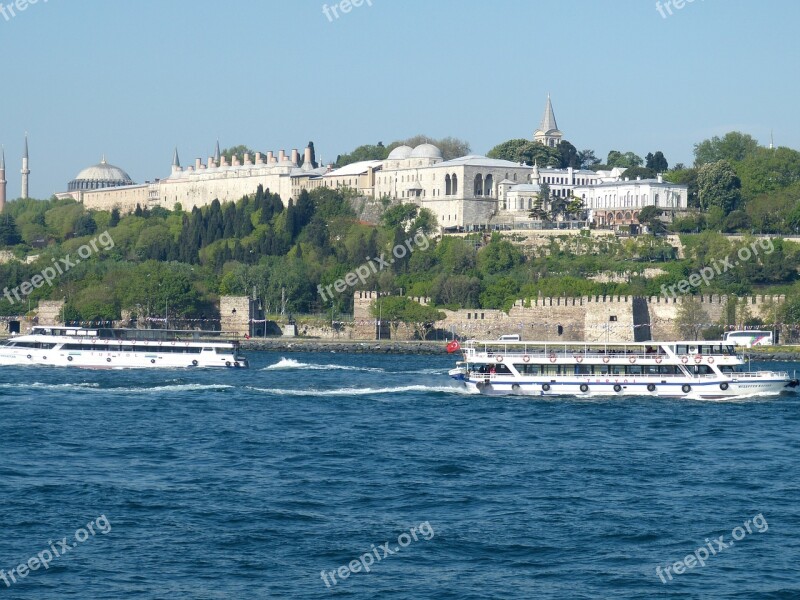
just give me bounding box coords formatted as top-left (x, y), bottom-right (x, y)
top-left (448, 339), bottom-right (797, 399)
top-left (0, 326), bottom-right (248, 369)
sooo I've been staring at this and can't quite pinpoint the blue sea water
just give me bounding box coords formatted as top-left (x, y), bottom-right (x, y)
top-left (0, 352), bottom-right (799, 599)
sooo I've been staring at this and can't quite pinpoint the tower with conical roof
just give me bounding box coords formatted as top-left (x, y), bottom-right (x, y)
top-left (20, 133), bottom-right (30, 198)
top-left (533, 94), bottom-right (563, 148)
top-left (172, 147), bottom-right (182, 173)
top-left (214, 140), bottom-right (221, 167)
top-left (0, 146), bottom-right (6, 212)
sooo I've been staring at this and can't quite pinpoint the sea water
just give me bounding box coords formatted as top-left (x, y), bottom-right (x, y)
top-left (0, 352), bottom-right (798, 599)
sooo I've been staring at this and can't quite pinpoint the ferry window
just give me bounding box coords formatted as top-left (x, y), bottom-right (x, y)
top-left (645, 365), bottom-right (660, 375)
top-left (659, 365), bottom-right (678, 375)
top-left (575, 365), bottom-right (592, 375)
top-left (627, 365), bottom-right (643, 375)
top-left (692, 365), bottom-right (714, 375)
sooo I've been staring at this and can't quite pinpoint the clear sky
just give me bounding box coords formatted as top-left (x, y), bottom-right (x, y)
top-left (1, 0), bottom-right (798, 199)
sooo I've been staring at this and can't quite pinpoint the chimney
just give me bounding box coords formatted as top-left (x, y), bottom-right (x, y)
top-left (195, 158), bottom-right (202, 171)
top-left (221, 155), bottom-right (229, 167)
top-left (244, 152), bottom-right (251, 165)
top-left (657, 173), bottom-right (663, 183)
top-left (232, 155), bottom-right (240, 166)
top-left (255, 152), bottom-right (262, 164)
top-left (267, 151), bottom-right (275, 163)
top-left (303, 146), bottom-right (312, 166)
top-left (291, 149), bottom-right (299, 165)
top-left (208, 156), bottom-right (215, 168)
top-left (278, 150), bottom-right (286, 162)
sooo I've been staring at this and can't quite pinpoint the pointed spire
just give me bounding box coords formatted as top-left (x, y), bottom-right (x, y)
top-left (214, 140), bottom-right (221, 164)
top-left (172, 147), bottom-right (181, 168)
top-left (23, 132), bottom-right (28, 159)
top-left (539, 94), bottom-right (558, 133)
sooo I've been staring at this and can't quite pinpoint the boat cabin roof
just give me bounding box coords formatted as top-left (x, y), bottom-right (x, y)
top-left (30, 326), bottom-right (235, 342)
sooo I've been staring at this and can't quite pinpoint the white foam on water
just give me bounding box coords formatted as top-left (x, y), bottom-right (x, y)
top-left (246, 384), bottom-right (478, 397)
top-left (264, 358), bottom-right (384, 373)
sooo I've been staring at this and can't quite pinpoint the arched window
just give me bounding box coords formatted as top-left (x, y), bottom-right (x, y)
top-left (452, 174), bottom-right (458, 195)
top-left (484, 174), bottom-right (493, 196)
top-left (474, 174), bottom-right (483, 196)
top-left (445, 174), bottom-right (451, 195)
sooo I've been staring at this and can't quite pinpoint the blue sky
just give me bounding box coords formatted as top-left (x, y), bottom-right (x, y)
top-left (1, 0), bottom-right (798, 198)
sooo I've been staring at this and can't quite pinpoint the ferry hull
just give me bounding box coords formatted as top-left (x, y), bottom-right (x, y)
top-left (0, 349), bottom-right (247, 369)
top-left (456, 377), bottom-right (792, 399)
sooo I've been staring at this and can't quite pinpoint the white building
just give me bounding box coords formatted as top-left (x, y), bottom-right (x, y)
top-left (574, 174), bottom-right (688, 228)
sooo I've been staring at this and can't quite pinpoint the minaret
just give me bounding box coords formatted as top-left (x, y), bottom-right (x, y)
top-left (172, 147), bottom-right (182, 173)
top-left (0, 146), bottom-right (6, 212)
top-left (20, 133), bottom-right (30, 198)
top-left (214, 140), bottom-right (221, 167)
top-left (531, 159), bottom-right (540, 185)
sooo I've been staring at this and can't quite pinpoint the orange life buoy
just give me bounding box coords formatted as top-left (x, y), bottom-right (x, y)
top-left (629, 357), bottom-right (636, 364)
top-left (603, 356), bottom-right (610, 363)
top-left (522, 355), bottom-right (530, 363)
top-left (575, 355), bottom-right (583, 363)
top-left (495, 355), bottom-right (503, 363)
top-left (655, 357), bottom-right (662, 364)
top-left (681, 356), bottom-right (689, 363)
top-left (694, 355), bottom-right (702, 363)
top-left (549, 353), bottom-right (556, 363)
top-left (707, 357), bottom-right (714, 364)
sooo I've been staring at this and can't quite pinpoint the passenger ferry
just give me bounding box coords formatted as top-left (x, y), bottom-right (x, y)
top-left (0, 326), bottom-right (248, 369)
top-left (448, 340), bottom-right (797, 399)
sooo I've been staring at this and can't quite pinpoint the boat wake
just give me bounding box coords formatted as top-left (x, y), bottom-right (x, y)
top-left (246, 384), bottom-right (479, 397)
top-left (0, 382), bottom-right (101, 390)
top-left (264, 358), bottom-right (386, 373)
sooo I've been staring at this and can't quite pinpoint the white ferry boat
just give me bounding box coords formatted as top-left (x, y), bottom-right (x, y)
top-left (0, 326), bottom-right (248, 369)
top-left (449, 339), bottom-right (797, 399)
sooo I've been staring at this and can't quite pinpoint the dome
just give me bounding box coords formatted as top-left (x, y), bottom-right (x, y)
top-left (410, 143), bottom-right (442, 159)
top-left (387, 145), bottom-right (413, 160)
top-left (68, 158), bottom-right (133, 192)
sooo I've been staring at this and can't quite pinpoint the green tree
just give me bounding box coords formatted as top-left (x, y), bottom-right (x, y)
top-left (606, 150), bottom-right (643, 169)
top-left (0, 213), bottom-right (22, 246)
top-left (697, 160), bottom-right (741, 214)
top-left (487, 139), bottom-right (560, 166)
top-left (646, 151), bottom-right (669, 172)
top-left (676, 297), bottom-right (710, 340)
top-left (557, 140), bottom-right (581, 169)
top-left (335, 143), bottom-right (388, 167)
top-left (693, 131), bottom-right (759, 166)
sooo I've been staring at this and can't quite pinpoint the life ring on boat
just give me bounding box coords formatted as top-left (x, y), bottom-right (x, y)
top-left (681, 356), bottom-right (689, 363)
top-left (171, 341), bottom-right (176, 346)
top-left (575, 355), bottom-right (583, 363)
top-left (226, 361), bottom-right (232, 367)
top-left (234, 362), bottom-right (240, 368)
top-left (647, 383), bottom-right (656, 392)
top-left (476, 382), bottom-right (485, 390)
top-left (495, 355), bottom-right (503, 363)
top-left (603, 356), bottom-right (610, 363)
top-left (512, 384), bottom-right (520, 391)
top-left (682, 384), bottom-right (691, 393)
top-left (185, 342), bottom-right (190, 346)
top-left (192, 360), bottom-right (198, 367)
top-left (707, 357), bottom-right (714, 364)
top-left (694, 355), bottom-right (702, 363)
top-left (522, 355), bottom-right (530, 363)
top-left (26, 354), bottom-right (32, 359)
top-left (91, 339), bottom-right (97, 344)
top-left (719, 382), bottom-right (729, 391)
top-left (655, 357), bottom-right (662, 364)
top-left (67, 356), bottom-right (73, 362)
top-left (629, 357), bottom-right (636, 364)
top-left (613, 384), bottom-right (622, 393)
top-left (143, 341), bottom-right (148, 346)
top-left (580, 384), bottom-right (589, 393)
top-left (541, 384), bottom-right (551, 392)
top-left (549, 353), bottom-right (556, 363)
top-left (107, 358), bottom-right (111, 363)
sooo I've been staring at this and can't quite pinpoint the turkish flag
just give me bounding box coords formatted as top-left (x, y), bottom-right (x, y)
top-left (446, 340), bottom-right (461, 353)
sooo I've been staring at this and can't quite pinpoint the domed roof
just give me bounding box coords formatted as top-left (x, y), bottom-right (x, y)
top-left (387, 145), bottom-right (413, 160)
top-left (73, 158), bottom-right (133, 184)
top-left (410, 143), bottom-right (442, 159)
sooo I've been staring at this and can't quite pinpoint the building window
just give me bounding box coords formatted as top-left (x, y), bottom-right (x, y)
top-left (609, 316), bottom-right (617, 322)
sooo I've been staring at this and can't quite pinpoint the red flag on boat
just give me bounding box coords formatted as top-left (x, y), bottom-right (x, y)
top-left (446, 340), bottom-right (461, 353)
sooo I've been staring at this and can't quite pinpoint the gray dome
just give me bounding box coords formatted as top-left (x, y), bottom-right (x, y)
top-left (410, 143), bottom-right (442, 159)
top-left (68, 158), bottom-right (133, 192)
top-left (387, 145), bottom-right (413, 160)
